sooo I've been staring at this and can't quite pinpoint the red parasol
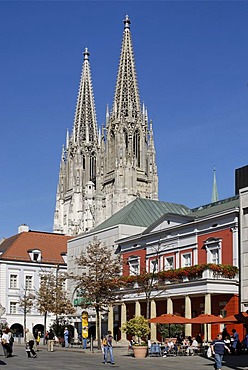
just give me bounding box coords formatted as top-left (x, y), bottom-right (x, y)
top-left (189, 314), bottom-right (224, 324)
top-left (149, 313), bottom-right (191, 324)
top-left (219, 312), bottom-right (248, 324)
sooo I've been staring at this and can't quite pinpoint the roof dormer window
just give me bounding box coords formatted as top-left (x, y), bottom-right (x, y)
top-left (28, 249), bottom-right (42, 262)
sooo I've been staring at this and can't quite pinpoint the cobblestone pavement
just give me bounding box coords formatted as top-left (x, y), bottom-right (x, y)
top-left (0, 344), bottom-right (247, 370)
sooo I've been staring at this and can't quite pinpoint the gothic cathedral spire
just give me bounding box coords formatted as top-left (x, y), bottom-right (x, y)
top-left (53, 48), bottom-right (98, 235)
top-left (95, 15), bottom-right (158, 225)
top-left (54, 17), bottom-right (158, 236)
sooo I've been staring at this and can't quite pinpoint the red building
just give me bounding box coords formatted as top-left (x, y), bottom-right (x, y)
top-left (117, 196), bottom-right (241, 341)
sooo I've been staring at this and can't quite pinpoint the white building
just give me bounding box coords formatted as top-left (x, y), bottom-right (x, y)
top-left (0, 225), bottom-right (71, 337)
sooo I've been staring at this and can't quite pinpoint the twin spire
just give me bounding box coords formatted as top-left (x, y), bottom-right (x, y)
top-left (72, 14), bottom-right (141, 145)
top-left (111, 15), bottom-right (141, 120)
top-left (72, 47), bottom-right (98, 145)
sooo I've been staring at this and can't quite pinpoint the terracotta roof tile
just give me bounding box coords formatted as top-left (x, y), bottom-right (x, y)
top-left (0, 231), bottom-right (72, 264)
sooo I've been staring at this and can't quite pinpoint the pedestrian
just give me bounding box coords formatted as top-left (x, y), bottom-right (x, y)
top-left (231, 328), bottom-right (240, 354)
top-left (25, 329), bottom-right (37, 358)
top-left (47, 328), bottom-right (55, 352)
top-left (36, 331), bottom-right (41, 351)
top-left (34, 329), bottom-right (38, 349)
top-left (102, 330), bottom-right (115, 365)
top-left (1, 329), bottom-right (13, 358)
top-left (211, 333), bottom-right (230, 370)
top-left (64, 327), bottom-right (69, 348)
top-left (7, 329), bottom-right (14, 353)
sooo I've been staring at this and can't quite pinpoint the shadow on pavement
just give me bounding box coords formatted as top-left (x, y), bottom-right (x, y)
top-left (203, 354), bottom-right (248, 370)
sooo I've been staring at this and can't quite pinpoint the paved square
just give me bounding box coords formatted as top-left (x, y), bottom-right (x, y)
top-left (0, 345), bottom-right (246, 370)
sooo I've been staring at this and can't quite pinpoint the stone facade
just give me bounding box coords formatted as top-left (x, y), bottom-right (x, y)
top-left (53, 16), bottom-right (158, 236)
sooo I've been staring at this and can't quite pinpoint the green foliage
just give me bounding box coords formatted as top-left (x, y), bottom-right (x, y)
top-left (158, 323), bottom-right (183, 339)
top-left (36, 269), bottom-right (75, 317)
top-left (121, 315), bottom-right (150, 342)
top-left (69, 237), bottom-right (122, 310)
top-left (69, 237), bottom-right (122, 349)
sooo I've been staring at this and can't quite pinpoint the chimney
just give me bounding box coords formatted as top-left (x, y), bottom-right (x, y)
top-left (18, 224), bottom-right (29, 233)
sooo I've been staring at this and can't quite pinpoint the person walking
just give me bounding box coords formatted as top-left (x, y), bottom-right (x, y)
top-left (102, 331), bottom-right (115, 365)
top-left (25, 329), bottom-right (37, 358)
top-left (64, 327), bottom-right (69, 348)
top-left (231, 328), bottom-right (240, 354)
top-left (1, 329), bottom-right (12, 358)
top-left (211, 333), bottom-right (230, 370)
top-left (47, 329), bottom-right (55, 352)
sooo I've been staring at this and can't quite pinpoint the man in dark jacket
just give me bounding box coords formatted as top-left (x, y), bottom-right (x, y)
top-left (211, 333), bottom-right (230, 370)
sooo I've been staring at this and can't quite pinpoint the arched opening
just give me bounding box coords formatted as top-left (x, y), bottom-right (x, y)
top-left (33, 324), bottom-right (44, 337)
top-left (10, 323), bottom-right (23, 338)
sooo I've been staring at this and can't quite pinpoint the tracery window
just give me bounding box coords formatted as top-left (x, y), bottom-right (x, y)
top-left (133, 129), bottom-right (140, 167)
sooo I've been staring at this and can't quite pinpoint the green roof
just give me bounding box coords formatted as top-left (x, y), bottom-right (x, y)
top-left (93, 198), bottom-right (190, 232)
top-left (189, 195), bottom-right (239, 218)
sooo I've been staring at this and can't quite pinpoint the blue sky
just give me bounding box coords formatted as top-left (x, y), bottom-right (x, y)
top-left (0, 1), bottom-right (247, 238)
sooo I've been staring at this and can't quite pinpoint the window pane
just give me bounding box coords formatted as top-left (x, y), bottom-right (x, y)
top-left (10, 302), bottom-right (17, 314)
top-left (25, 276), bottom-right (33, 289)
top-left (10, 274), bottom-right (17, 288)
top-left (164, 257), bottom-right (174, 270)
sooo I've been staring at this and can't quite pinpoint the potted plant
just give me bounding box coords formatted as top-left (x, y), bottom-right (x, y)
top-left (121, 315), bottom-right (150, 358)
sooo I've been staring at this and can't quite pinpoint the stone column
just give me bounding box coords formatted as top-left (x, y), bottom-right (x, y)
top-left (120, 303), bottom-right (127, 341)
top-left (135, 301), bottom-right (141, 317)
top-left (150, 300), bottom-right (157, 341)
top-left (108, 304), bottom-right (114, 334)
top-left (167, 297), bottom-right (173, 314)
top-left (184, 295), bottom-right (192, 337)
top-left (205, 293), bottom-right (211, 341)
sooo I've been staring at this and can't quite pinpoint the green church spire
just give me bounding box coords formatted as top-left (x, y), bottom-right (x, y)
top-left (211, 166), bottom-right (219, 203)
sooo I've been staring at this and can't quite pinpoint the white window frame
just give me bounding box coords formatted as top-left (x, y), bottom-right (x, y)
top-left (10, 274), bottom-right (18, 289)
top-left (10, 302), bottom-right (17, 314)
top-left (150, 259), bottom-right (159, 273)
top-left (28, 249), bottom-right (41, 262)
top-left (182, 253), bottom-right (192, 267)
top-left (164, 256), bottom-right (174, 270)
top-left (204, 238), bottom-right (222, 264)
top-left (25, 275), bottom-right (33, 290)
top-left (128, 256), bottom-right (140, 276)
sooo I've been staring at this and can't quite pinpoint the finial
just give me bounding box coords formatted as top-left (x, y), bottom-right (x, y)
top-left (83, 47), bottom-right (90, 60)
top-left (123, 15), bottom-right (131, 29)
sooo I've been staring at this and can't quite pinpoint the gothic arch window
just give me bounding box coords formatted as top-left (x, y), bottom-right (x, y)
top-left (124, 129), bottom-right (128, 150)
top-left (90, 153), bottom-right (96, 181)
top-left (133, 129), bottom-right (140, 167)
top-left (109, 130), bottom-right (115, 169)
top-left (82, 154), bottom-right (86, 170)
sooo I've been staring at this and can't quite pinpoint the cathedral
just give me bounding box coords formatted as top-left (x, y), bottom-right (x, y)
top-left (53, 16), bottom-right (158, 236)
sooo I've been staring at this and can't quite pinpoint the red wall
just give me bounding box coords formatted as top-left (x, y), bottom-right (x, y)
top-left (122, 248), bottom-right (146, 276)
top-left (198, 229), bottom-right (233, 265)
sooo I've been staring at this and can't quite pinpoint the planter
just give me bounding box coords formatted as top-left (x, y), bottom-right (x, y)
top-left (133, 345), bottom-right (148, 359)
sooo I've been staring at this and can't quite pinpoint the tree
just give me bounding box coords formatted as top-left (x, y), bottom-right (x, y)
top-left (121, 315), bottom-right (150, 344)
top-left (19, 289), bottom-right (34, 338)
top-left (123, 244), bottom-right (166, 319)
top-left (36, 268), bottom-right (75, 340)
top-left (69, 237), bottom-right (122, 349)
